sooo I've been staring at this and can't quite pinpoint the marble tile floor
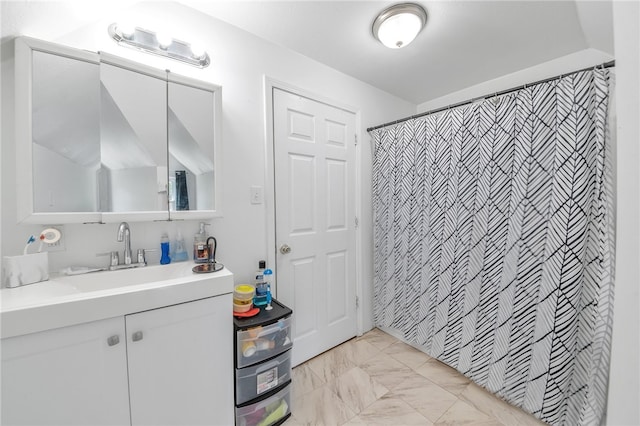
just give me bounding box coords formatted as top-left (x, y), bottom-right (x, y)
top-left (283, 328), bottom-right (548, 426)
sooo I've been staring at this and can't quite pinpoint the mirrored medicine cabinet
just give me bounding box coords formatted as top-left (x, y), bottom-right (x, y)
top-left (15, 36), bottom-right (222, 224)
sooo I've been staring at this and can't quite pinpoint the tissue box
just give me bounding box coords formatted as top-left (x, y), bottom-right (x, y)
top-left (3, 252), bottom-right (49, 288)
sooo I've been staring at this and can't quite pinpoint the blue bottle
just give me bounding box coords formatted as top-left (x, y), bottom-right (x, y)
top-left (160, 233), bottom-right (171, 265)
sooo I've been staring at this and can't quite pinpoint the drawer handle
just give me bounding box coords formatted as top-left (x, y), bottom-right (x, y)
top-left (107, 335), bottom-right (120, 346)
top-left (256, 359), bottom-right (280, 373)
top-left (132, 331), bottom-right (144, 342)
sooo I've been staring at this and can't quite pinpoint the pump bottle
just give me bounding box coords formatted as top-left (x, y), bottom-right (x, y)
top-left (193, 222), bottom-right (209, 263)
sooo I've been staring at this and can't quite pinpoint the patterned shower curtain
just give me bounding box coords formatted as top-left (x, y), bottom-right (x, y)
top-left (370, 68), bottom-right (614, 426)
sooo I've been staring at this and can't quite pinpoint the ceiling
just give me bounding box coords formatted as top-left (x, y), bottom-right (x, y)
top-left (1, 1), bottom-right (614, 105)
top-left (179, 0), bottom-right (614, 104)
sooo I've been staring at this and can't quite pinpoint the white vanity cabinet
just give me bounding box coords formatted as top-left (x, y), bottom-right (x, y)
top-left (126, 294), bottom-right (233, 426)
top-left (1, 294), bottom-right (233, 426)
top-left (1, 316), bottom-right (130, 426)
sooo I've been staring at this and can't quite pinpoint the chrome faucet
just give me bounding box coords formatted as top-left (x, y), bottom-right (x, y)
top-left (117, 222), bottom-right (132, 265)
top-left (105, 222), bottom-right (146, 271)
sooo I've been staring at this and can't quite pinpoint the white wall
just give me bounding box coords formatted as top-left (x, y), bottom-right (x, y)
top-left (32, 143), bottom-right (97, 212)
top-left (607, 2), bottom-right (640, 425)
top-left (417, 48), bottom-right (613, 112)
top-left (0, 1), bottom-right (415, 332)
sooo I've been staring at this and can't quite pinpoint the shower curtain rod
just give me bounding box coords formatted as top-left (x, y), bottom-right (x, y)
top-left (367, 60), bottom-right (615, 132)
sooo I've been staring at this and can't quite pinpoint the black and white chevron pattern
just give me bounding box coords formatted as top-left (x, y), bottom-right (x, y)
top-left (371, 68), bottom-right (613, 426)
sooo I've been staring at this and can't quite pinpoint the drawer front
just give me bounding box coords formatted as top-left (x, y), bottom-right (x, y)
top-left (235, 349), bottom-right (292, 405)
top-left (235, 383), bottom-right (291, 426)
top-left (236, 316), bottom-right (292, 368)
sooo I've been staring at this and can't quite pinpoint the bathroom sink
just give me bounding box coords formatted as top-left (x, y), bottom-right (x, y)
top-left (58, 262), bottom-right (208, 293)
top-left (1, 262), bottom-right (233, 339)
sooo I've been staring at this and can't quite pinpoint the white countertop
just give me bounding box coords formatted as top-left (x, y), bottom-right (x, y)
top-left (1, 262), bottom-right (234, 339)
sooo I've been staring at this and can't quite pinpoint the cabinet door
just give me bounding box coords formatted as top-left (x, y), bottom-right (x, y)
top-left (99, 54), bottom-right (169, 220)
top-left (126, 294), bottom-right (233, 426)
top-left (167, 74), bottom-right (222, 219)
top-left (1, 317), bottom-right (130, 426)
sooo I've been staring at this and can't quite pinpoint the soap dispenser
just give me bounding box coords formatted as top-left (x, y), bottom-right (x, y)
top-left (193, 222), bottom-right (209, 264)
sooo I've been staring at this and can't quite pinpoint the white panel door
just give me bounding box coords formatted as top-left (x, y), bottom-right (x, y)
top-left (1, 317), bottom-right (130, 426)
top-left (126, 295), bottom-right (233, 426)
top-left (273, 88), bottom-right (357, 366)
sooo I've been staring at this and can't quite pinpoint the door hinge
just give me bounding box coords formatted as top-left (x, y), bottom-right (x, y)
top-left (355, 217), bottom-right (359, 229)
top-left (354, 134), bottom-right (358, 146)
top-left (356, 296), bottom-right (359, 309)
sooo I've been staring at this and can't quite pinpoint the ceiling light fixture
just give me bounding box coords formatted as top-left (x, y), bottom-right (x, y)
top-left (108, 23), bottom-right (210, 68)
top-left (372, 3), bottom-right (427, 49)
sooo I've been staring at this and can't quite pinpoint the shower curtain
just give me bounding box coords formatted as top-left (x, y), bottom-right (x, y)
top-left (370, 68), bottom-right (614, 426)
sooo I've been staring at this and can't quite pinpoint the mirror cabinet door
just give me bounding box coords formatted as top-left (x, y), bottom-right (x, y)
top-left (167, 77), bottom-right (218, 216)
top-left (31, 50), bottom-right (101, 214)
top-left (16, 37), bottom-right (220, 224)
top-left (99, 58), bottom-right (168, 216)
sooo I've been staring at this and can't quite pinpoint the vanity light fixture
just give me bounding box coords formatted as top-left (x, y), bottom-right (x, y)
top-left (108, 23), bottom-right (210, 68)
top-left (372, 3), bottom-right (427, 49)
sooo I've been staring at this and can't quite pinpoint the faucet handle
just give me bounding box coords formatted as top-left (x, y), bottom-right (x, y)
top-left (137, 249), bottom-right (146, 265)
top-left (110, 251), bottom-right (119, 267)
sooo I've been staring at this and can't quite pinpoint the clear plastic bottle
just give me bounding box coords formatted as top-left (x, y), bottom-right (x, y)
top-left (264, 268), bottom-right (273, 310)
top-left (173, 230), bottom-right (188, 262)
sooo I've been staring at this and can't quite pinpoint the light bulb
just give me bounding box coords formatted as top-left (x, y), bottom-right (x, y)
top-left (377, 12), bottom-right (422, 49)
top-left (191, 43), bottom-right (206, 59)
top-left (118, 23), bottom-right (135, 40)
top-left (156, 32), bottom-right (173, 49)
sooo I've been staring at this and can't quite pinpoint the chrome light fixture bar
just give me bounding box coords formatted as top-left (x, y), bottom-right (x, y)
top-left (108, 23), bottom-right (210, 68)
top-left (372, 3), bottom-right (427, 49)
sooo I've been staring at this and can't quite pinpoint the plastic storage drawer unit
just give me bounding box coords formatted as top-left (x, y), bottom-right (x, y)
top-left (236, 349), bottom-right (292, 405)
top-left (235, 382), bottom-right (291, 426)
top-left (236, 316), bottom-right (292, 368)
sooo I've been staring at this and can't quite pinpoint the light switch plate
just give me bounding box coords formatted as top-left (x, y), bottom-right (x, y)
top-left (250, 186), bottom-right (264, 205)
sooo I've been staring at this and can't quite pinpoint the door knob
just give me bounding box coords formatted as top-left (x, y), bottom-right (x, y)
top-left (280, 244), bottom-right (292, 254)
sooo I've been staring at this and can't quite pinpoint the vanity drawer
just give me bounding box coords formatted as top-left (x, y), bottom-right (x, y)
top-left (236, 316), bottom-right (292, 368)
top-left (235, 382), bottom-right (291, 426)
top-left (235, 349), bottom-right (291, 405)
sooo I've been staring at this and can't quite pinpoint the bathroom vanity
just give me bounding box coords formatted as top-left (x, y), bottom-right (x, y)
top-left (0, 263), bottom-right (234, 426)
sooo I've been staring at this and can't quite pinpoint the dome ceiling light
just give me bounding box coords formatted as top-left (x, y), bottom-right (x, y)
top-left (372, 3), bottom-right (427, 49)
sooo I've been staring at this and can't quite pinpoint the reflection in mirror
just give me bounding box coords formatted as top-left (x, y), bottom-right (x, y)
top-left (168, 80), bottom-right (215, 211)
top-left (32, 50), bottom-right (100, 212)
top-left (100, 62), bottom-right (168, 212)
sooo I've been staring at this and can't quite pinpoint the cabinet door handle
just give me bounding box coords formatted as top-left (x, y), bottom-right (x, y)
top-left (132, 331), bottom-right (144, 342)
top-left (107, 335), bottom-right (120, 346)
